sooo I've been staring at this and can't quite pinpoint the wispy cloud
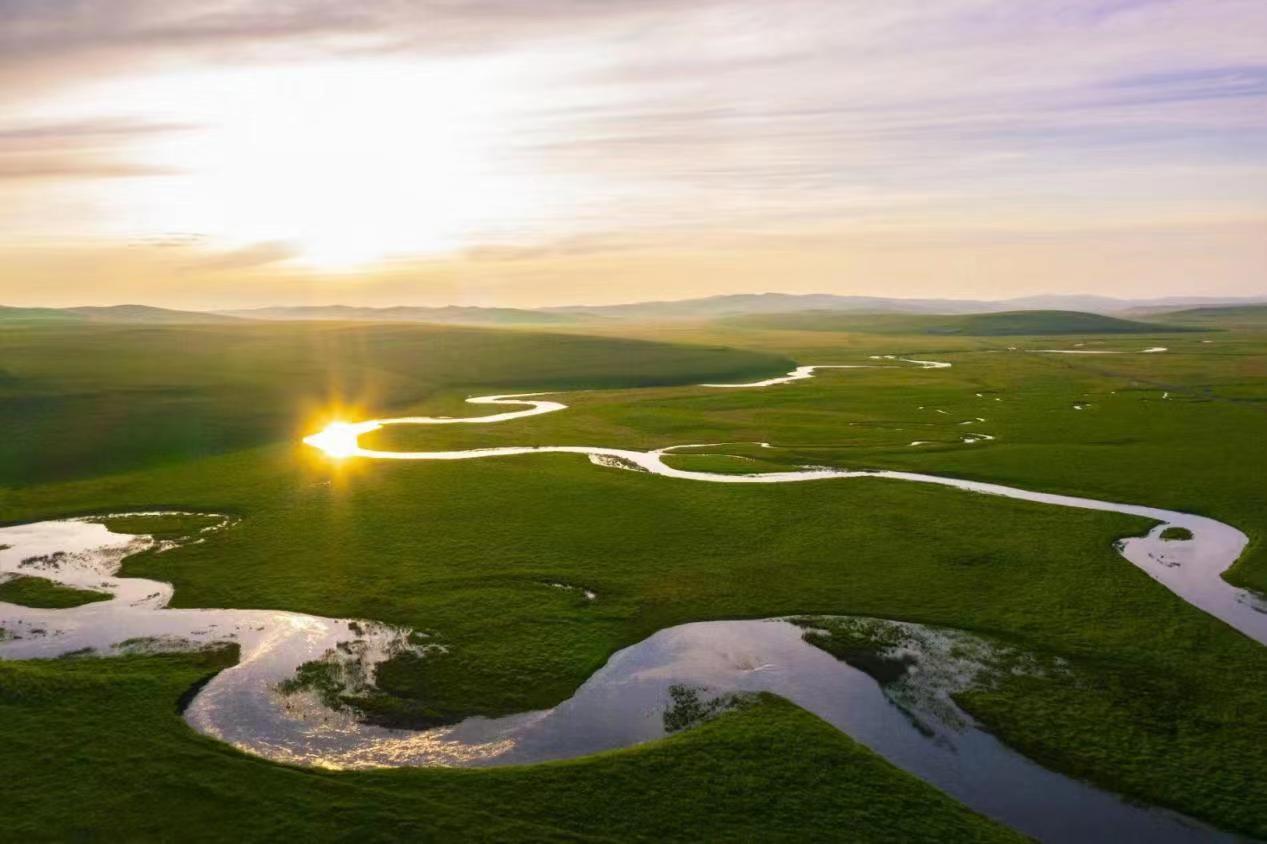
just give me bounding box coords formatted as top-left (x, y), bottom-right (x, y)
top-left (193, 240), bottom-right (298, 271)
top-left (0, 117), bottom-right (194, 182)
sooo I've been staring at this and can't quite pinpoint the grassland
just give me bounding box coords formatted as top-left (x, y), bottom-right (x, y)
top-left (0, 575), bottom-right (109, 608)
top-left (3, 317), bottom-right (1267, 838)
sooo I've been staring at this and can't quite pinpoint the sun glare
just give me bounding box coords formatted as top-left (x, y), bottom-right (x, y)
top-left (69, 54), bottom-right (589, 269)
top-left (304, 420), bottom-right (378, 459)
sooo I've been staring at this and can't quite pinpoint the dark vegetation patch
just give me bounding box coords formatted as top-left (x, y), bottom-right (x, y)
top-left (795, 619), bottom-right (919, 686)
top-left (95, 512), bottom-right (223, 540)
top-left (277, 653), bottom-right (456, 729)
top-left (663, 684), bottom-right (749, 732)
top-left (176, 645), bottom-right (239, 713)
top-left (1160, 526), bottom-right (1194, 541)
top-left (808, 636), bottom-right (917, 685)
top-left (949, 551), bottom-right (1005, 568)
top-left (0, 575), bottom-right (110, 608)
top-left (359, 650), bottom-right (469, 729)
top-left (17, 551), bottom-right (68, 571)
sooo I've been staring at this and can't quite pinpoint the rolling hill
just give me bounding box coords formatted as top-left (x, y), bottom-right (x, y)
top-left (1150, 304), bottom-right (1267, 329)
top-left (725, 309), bottom-right (1205, 335)
top-left (1, 304), bottom-right (241, 325)
top-left (8, 294), bottom-right (1264, 328)
top-left (544, 293), bottom-right (1266, 320)
top-left (220, 305), bottom-right (582, 325)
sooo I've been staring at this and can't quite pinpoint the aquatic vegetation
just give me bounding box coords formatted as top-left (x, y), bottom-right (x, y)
top-left (796, 616), bottom-right (1065, 732)
top-left (0, 575), bottom-right (110, 609)
top-left (276, 623), bottom-right (450, 729)
top-left (663, 685), bottom-right (751, 732)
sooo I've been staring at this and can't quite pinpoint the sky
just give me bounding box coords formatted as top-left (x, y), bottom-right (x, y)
top-left (1, 0), bottom-right (1265, 309)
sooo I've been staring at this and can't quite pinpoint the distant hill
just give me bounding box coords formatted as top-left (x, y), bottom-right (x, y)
top-left (726, 309), bottom-right (1204, 336)
top-left (1150, 304), bottom-right (1267, 329)
top-left (544, 293), bottom-right (994, 319)
top-left (65, 305), bottom-right (242, 324)
top-left (1, 304), bottom-right (240, 325)
top-left (544, 292), bottom-right (1267, 320)
top-left (0, 306), bottom-right (85, 323)
top-left (221, 305), bottom-right (582, 325)
top-left (7, 293), bottom-right (1264, 327)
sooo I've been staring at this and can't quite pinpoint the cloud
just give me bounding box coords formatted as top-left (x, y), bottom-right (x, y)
top-left (0, 159), bottom-right (176, 180)
top-left (0, 118), bottom-right (194, 182)
top-left (0, 118), bottom-right (196, 146)
top-left (193, 240), bottom-right (299, 271)
top-left (462, 233), bottom-right (653, 262)
top-left (0, 0), bottom-right (719, 84)
top-left (0, 0), bottom-right (1264, 303)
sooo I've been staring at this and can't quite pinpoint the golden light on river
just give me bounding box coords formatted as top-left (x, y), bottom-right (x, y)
top-left (304, 421), bottom-right (378, 459)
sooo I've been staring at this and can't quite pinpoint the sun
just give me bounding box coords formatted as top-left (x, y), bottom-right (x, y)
top-left (304, 421), bottom-right (379, 459)
top-left (85, 54), bottom-right (574, 269)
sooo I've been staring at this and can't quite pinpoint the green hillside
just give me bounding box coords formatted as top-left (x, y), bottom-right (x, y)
top-left (1153, 304), bottom-right (1267, 329)
top-left (0, 306), bottom-right (85, 324)
top-left (67, 304), bottom-right (243, 324)
top-left (727, 309), bottom-right (1203, 335)
top-left (1, 304), bottom-right (240, 325)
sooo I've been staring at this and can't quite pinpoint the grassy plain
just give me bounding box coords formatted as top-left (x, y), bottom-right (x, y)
top-left (0, 575), bottom-right (109, 608)
top-left (3, 317), bottom-right (1267, 838)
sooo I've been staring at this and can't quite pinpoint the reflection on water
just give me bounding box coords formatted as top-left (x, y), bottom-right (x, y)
top-left (0, 521), bottom-right (1233, 841)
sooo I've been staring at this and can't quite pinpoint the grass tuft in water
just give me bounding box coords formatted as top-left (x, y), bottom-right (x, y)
top-left (663, 684), bottom-right (750, 733)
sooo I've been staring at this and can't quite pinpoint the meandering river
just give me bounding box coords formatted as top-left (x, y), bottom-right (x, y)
top-left (1, 360), bottom-right (1260, 842)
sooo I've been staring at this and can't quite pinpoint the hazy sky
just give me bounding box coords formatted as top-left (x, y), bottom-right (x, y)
top-left (2, 0), bottom-right (1265, 308)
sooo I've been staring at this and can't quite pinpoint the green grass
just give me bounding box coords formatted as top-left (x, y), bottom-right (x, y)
top-left (4, 320), bottom-right (1267, 837)
top-left (0, 322), bottom-right (790, 485)
top-left (0, 650), bottom-right (1018, 842)
top-left (659, 452), bottom-right (793, 474)
top-left (0, 575), bottom-right (109, 608)
top-left (93, 512), bottom-right (226, 540)
top-left (1160, 526), bottom-right (1194, 541)
top-left (0, 305), bottom-right (85, 324)
top-left (725, 309), bottom-right (1203, 335)
top-left (1153, 304), bottom-right (1267, 329)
